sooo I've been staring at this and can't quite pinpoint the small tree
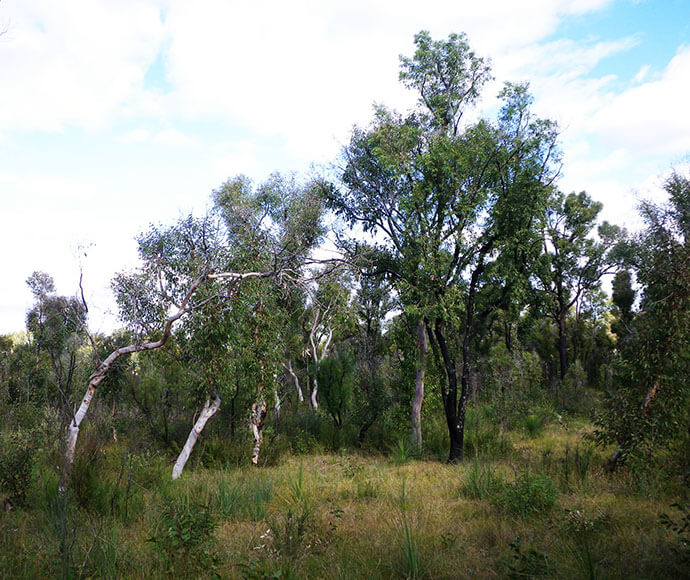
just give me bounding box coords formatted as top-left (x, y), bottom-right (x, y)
top-left (596, 170), bottom-right (690, 468)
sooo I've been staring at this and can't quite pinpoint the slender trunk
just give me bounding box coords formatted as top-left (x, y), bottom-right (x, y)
top-left (251, 401), bottom-right (268, 465)
top-left (273, 386), bottom-right (281, 430)
top-left (285, 360), bottom-right (304, 403)
top-left (411, 319), bottom-right (427, 449)
top-left (434, 321), bottom-right (463, 463)
top-left (65, 271), bottom-right (210, 465)
top-left (558, 308), bottom-right (568, 380)
top-left (66, 383), bottom-right (98, 465)
top-left (172, 393), bottom-right (221, 480)
top-left (310, 375), bottom-right (319, 410)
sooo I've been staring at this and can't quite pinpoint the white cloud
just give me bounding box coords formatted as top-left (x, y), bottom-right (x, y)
top-left (587, 45), bottom-right (690, 157)
top-left (0, 0), bottom-right (165, 133)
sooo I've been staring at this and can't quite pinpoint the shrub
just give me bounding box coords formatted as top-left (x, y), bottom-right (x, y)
top-left (0, 430), bottom-right (36, 507)
top-left (149, 500), bottom-right (219, 576)
top-left (524, 414), bottom-right (545, 438)
top-left (491, 472), bottom-right (558, 519)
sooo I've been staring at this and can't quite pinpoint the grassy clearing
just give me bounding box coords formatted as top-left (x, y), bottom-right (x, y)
top-left (0, 420), bottom-right (687, 579)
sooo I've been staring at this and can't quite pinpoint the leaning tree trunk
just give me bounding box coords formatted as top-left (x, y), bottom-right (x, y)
top-left (411, 319), bottom-right (427, 449)
top-left (172, 393), bottom-right (221, 480)
top-left (65, 272), bottom-right (209, 465)
top-left (65, 268), bottom-right (277, 466)
top-left (251, 401), bottom-right (268, 465)
top-left (285, 360), bottom-right (304, 403)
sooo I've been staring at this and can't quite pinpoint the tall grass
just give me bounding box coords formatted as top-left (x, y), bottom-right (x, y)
top-left (0, 418), bottom-right (686, 579)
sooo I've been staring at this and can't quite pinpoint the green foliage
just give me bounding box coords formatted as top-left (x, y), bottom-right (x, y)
top-left (524, 414), bottom-right (545, 438)
top-left (490, 472), bottom-right (558, 519)
top-left (0, 429), bottom-right (36, 507)
top-left (660, 502), bottom-right (690, 566)
top-left (595, 171), bottom-right (690, 464)
top-left (464, 405), bottom-right (513, 458)
top-left (506, 536), bottom-right (551, 579)
top-left (396, 478), bottom-right (424, 580)
top-left (270, 465), bottom-right (314, 559)
top-left (318, 351), bottom-right (355, 429)
top-left (461, 458), bottom-right (503, 500)
top-left (149, 500), bottom-right (219, 576)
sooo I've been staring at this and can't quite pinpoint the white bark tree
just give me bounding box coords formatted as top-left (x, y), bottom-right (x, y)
top-left (172, 392), bottom-right (221, 479)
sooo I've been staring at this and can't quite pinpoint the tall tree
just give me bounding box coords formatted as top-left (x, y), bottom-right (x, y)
top-left (532, 191), bottom-right (622, 380)
top-left (327, 31), bottom-right (559, 461)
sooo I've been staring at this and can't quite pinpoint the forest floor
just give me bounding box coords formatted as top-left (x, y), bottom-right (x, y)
top-left (1, 417), bottom-right (688, 579)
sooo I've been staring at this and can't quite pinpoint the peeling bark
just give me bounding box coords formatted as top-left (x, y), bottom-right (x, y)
top-left (411, 319), bottom-right (427, 449)
top-left (251, 401), bottom-right (268, 465)
top-left (172, 393), bottom-right (221, 480)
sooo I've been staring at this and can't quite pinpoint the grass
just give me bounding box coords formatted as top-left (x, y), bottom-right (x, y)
top-left (0, 420), bottom-right (687, 579)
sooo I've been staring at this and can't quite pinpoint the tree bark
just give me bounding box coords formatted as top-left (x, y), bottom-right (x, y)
top-left (411, 319), bottom-right (427, 449)
top-left (171, 393), bottom-right (221, 480)
top-left (64, 268), bottom-right (276, 465)
top-left (251, 401), bottom-right (268, 465)
top-left (285, 360), bottom-right (304, 403)
top-left (65, 272), bottom-right (209, 465)
top-left (434, 320), bottom-right (464, 463)
top-left (558, 308), bottom-right (568, 380)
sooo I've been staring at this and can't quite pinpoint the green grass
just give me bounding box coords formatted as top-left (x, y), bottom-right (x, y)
top-left (0, 420), bottom-right (687, 579)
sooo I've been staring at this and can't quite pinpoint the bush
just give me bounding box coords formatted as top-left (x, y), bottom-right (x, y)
top-left (149, 500), bottom-right (219, 576)
top-left (0, 430), bottom-right (36, 507)
top-left (491, 472), bottom-right (558, 519)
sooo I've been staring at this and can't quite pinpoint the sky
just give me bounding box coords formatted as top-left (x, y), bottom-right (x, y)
top-left (1, 0), bottom-right (689, 334)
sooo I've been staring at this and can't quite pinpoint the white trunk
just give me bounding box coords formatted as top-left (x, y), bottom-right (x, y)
top-left (310, 378), bottom-right (319, 410)
top-left (251, 401), bottom-right (267, 465)
top-left (285, 360), bottom-right (304, 403)
top-left (64, 271), bottom-right (211, 465)
top-left (273, 386), bottom-right (281, 421)
top-left (63, 269), bottom-right (274, 465)
top-left (172, 394), bottom-right (221, 480)
top-left (66, 383), bottom-right (97, 464)
top-left (411, 319), bottom-right (427, 449)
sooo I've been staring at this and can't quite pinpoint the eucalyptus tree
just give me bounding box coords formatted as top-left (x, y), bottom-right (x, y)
top-left (301, 266), bottom-right (354, 410)
top-left (532, 191), bottom-right (622, 380)
top-left (24, 271), bottom-right (87, 414)
top-left (597, 171), bottom-right (690, 468)
top-left (327, 31), bottom-right (560, 461)
top-left (67, 173), bottom-right (324, 471)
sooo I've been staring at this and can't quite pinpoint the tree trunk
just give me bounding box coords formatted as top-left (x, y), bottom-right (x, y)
top-left (273, 385), bottom-right (281, 429)
top-left (65, 271), bottom-right (210, 465)
top-left (558, 308), bottom-right (568, 380)
top-left (434, 321), bottom-right (464, 463)
top-left (172, 393), bottom-right (221, 480)
top-left (251, 401), bottom-right (268, 465)
top-left (411, 319), bottom-right (427, 449)
top-left (285, 360), bottom-right (304, 403)
top-left (310, 376), bottom-right (319, 410)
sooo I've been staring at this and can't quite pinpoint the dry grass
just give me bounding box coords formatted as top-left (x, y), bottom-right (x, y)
top-left (0, 421), bottom-right (687, 579)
